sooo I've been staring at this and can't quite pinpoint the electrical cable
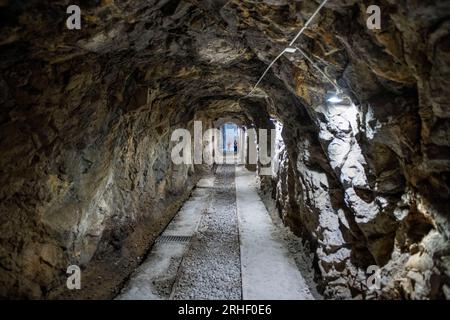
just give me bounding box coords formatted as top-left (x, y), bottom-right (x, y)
top-left (294, 46), bottom-right (340, 92)
top-left (247, 0), bottom-right (330, 97)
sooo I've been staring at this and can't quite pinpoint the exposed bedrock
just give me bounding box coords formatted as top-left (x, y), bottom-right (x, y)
top-left (0, 0), bottom-right (449, 299)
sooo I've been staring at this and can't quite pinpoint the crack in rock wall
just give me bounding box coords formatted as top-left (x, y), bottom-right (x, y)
top-left (0, 0), bottom-right (449, 299)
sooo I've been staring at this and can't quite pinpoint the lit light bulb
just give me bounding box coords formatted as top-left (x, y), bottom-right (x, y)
top-left (284, 47), bottom-right (297, 54)
top-left (327, 94), bottom-right (343, 103)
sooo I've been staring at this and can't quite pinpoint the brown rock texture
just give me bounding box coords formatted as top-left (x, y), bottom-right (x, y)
top-left (0, 0), bottom-right (449, 299)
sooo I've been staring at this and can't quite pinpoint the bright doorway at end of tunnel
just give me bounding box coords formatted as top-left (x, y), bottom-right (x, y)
top-left (221, 123), bottom-right (239, 154)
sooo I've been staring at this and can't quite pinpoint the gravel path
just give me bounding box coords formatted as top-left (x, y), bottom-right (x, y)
top-left (171, 165), bottom-right (241, 300)
top-left (117, 163), bottom-right (319, 300)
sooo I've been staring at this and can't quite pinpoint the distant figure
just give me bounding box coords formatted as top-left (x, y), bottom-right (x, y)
top-left (234, 140), bottom-right (238, 154)
top-left (227, 141), bottom-right (231, 152)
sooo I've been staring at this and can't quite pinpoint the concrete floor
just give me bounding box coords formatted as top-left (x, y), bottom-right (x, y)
top-left (117, 164), bottom-right (315, 300)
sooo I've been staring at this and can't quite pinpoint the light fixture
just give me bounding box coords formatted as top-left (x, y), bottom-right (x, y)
top-left (284, 47), bottom-right (297, 54)
top-left (326, 90), bottom-right (344, 104)
top-left (327, 94), bottom-right (343, 104)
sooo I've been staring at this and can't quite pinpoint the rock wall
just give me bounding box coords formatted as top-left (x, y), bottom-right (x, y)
top-left (0, 0), bottom-right (449, 299)
top-left (252, 0), bottom-right (450, 299)
top-left (0, 54), bottom-right (204, 298)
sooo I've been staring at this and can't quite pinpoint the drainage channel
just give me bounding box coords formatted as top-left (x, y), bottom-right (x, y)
top-left (157, 235), bottom-right (192, 243)
top-left (116, 177), bottom-right (214, 300)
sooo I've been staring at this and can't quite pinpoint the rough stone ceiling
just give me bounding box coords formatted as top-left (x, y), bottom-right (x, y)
top-left (3, 0), bottom-right (445, 120)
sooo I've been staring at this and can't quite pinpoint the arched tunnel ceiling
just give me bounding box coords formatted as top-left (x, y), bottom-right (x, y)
top-left (0, 0), bottom-right (449, 300)
top-left (3, 0), bottom-right (447, 124)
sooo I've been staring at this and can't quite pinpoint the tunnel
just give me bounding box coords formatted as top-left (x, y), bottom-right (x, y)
top-left (0, 0), bottom-right (449, 301)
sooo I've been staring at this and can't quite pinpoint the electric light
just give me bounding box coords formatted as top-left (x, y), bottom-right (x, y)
top-left (327, 94), bottom-right (343, 104)
top-left (284, 47), bottom-right (297, 54)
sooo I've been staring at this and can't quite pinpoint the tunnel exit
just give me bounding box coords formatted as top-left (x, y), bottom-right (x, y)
top-left (221, 123), bottom-right (239, 153)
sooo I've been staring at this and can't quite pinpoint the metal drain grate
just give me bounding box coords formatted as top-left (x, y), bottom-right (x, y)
top-left (157, 235), bottom-right (192, 243)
